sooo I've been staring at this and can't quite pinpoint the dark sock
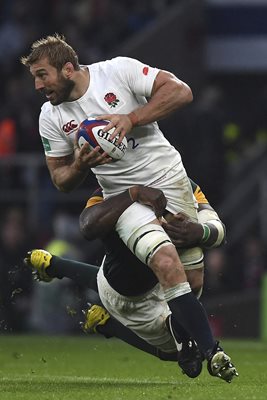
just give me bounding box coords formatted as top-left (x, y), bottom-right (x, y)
top-left (97, 317), bottom-right (177, 361)
top-left (48, 256), bottom-right (99, 292)
top-left (168, 292), bottom-right (216, 359)
top-left (165, 314), bottom-right (191, 342)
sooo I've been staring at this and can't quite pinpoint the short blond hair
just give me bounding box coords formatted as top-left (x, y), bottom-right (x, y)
top-left (20, 33), bottom-right (80, 71)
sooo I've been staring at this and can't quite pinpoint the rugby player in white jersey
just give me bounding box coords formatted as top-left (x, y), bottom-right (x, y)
top-left (21, 34), bottom-right (237, 382)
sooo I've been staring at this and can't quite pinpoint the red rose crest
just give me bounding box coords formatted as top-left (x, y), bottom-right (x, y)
top-left (104, 92), bottom-right (120, 108)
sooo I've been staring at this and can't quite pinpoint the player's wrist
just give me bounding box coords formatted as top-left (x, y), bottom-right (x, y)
top-left (128, 111), bottom-right (139, 127)
top-left (74, 159), bottom-right (89, 174)
top-left (128, 186), bottom-right (140, 202)
top-left (200, 223), bottom-right (211, 244)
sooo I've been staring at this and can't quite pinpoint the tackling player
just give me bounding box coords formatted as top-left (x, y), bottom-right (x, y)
top-left (25, 181), bottom-right (237, 382)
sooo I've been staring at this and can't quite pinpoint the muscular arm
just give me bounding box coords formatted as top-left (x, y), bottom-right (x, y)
top-left (131, 70), bottom-right (193, 126)
top-left (46, 154), bottom-right (89, 192)
top-left (46, 143), bottom-right (112, 192)
top-left (80, 186), bottom-right (167, 240)
top-left (98, 70), bottom-right (193, 142)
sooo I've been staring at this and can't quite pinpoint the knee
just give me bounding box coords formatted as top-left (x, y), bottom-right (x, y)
top-left (151, 245), bottom-right (180, 271)
top-left (150, 245), bottom-right (187, 286)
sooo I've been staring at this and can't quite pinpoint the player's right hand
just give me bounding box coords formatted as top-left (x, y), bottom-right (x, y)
top-left (96, 113), bottom-right (133, 145)
top-left (129, 186), bottom-right (167, 218)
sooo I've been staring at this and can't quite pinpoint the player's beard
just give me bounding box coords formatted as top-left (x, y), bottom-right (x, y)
top-left (49, 74), bottom-right (75, 105)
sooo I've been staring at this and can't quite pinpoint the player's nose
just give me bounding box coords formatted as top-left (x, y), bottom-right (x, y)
top-left (35, 78), bottom-right (44, 91)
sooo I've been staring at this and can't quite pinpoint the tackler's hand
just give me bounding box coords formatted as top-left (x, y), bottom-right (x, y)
top-left (128, 186), bottom-right (167, 218)
top-left (162, 213), bottom-right (203, 248)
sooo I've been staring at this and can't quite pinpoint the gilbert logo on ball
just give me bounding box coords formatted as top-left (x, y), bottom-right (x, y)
top-left (77, 118), bottom-right (127, 160)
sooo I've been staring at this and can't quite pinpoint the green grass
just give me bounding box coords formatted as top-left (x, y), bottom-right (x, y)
top-left (0, 335), bottom-right (266, 400)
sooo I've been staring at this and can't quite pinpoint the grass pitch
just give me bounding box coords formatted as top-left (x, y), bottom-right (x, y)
top-left (0, 335), bottom-right (266, 400)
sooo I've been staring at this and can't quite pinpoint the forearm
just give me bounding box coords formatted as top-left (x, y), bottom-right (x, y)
top-left (80, 190), bottom-right (134, 240)
top-left (198, 209), bottom-right (226, 249)
top-left (46, 154), bottom-right (89, 192)
top-left (80, 185), bottom-right (166, 240)
top-left (51, 164), bottom-right (89, 192)
top-left (129, 76), bottom-right (193, 127)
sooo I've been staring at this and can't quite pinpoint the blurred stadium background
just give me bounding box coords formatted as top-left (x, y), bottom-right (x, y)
top-left (0, 0), bottom-right (267, 340)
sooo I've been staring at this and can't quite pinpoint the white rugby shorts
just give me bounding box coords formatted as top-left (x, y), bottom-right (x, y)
top-left (97, 265), bottom-right (176, 353)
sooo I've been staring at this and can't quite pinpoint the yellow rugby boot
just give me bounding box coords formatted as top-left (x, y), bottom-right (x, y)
top-left (24, 249), bottom-right (53, 282)
top-left (82, 304), bottom-right (110, 333)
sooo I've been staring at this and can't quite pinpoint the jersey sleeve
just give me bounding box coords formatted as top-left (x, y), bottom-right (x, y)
top-left (39, 105), bottom-right (73, 157)
top-left (85, 188), bottom-right (104, 208)
top-left (189, 178), bottom-right (209, 205)
top-left (194, 185), bottom-right (209, 205)
top-left (112, 57), bottom-right (160, 98)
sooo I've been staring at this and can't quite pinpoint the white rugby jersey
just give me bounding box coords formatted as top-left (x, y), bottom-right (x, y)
top-left (39, 56), bottom-right (186, 198)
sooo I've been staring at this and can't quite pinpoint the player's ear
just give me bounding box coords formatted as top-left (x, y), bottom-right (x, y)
top-left (62, 62), bottom-right (74, 78)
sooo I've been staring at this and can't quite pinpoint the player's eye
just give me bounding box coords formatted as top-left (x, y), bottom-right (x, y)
top-left (37, 73), bottom-right (47, 79)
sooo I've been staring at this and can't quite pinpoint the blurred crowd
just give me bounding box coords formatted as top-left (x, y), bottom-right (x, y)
top-left (0, 0), bottom-right (267, 335)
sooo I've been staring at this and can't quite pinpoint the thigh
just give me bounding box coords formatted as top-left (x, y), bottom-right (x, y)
top-left (116, 175), bottom-right (198, 245)
top-left (159, 176), bottom-right (198, 221)
top-left (116, 202), bottom-right (156, 245)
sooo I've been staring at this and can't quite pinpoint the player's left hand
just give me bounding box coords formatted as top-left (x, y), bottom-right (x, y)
top-left (162, 213), bottom-right (203, 248)
top-left (74, 130), bottom-right (113, 168)
top-left (96, 114), bottom-right (133, 144)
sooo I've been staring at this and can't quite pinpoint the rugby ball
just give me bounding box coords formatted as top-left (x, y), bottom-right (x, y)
top-left (77, 118), bottom-right (127, 160)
